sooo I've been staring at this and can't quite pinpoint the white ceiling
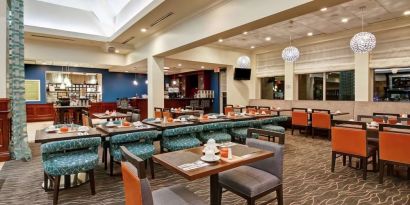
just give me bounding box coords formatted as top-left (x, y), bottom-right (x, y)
top-left (25, 0), bottom-right (157, 39)
top-left (216, 0), bottom-right (410, 50)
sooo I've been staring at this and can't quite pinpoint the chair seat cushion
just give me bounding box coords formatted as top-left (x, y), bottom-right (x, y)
top-left (43, 150), bottom-right (99, 176)
top-left (111, 143), bottom-right (155, 161)
top-left (219, 165), bottom-right (281, 197)
top-left (260, 125), bottom-right (285, 133)
top-left (230, 128), bottom-right (249, 139)
top-left (163, 136), bottom-right (201, 151)
top-left (200, 132), bottom-right (231, 143)
top-left (153, 185), bottom-right (205, 205)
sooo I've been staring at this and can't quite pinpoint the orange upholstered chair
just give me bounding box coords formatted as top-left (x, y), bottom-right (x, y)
top-left (378, 124), bottom-right (410, 184)
top-left (311, 109), bottom-right (331, 139)
top-left (291, 108), bottom-right (309, 137)
top-left (224, 106), bottom-right (234, 115)
top-left (387, 117), bottom-right (398, 125)
top-left (154, 107), bottom-right (163, 118)
top-left (246, 106), bottom-right (257, 114)
top-left (121, 162), bottom-right (143, 205)
top-left (331, 120), bottom-right (377, 180)
top-left (258, 107), bottom-right (272, 115)
top-left (162, 111), bottom-right (172, 119)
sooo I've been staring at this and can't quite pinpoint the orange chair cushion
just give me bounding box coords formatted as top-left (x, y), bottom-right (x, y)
top-left (292, 112), bottom-right (308, 126)
top-left (258, 109), bottom-right (271, 115)
top-left (387, 117), bottom-right (397, 125)
top-left (246, 108), bottom-right (257, 114)
top-left (379, 131), bottom-right (410, 164)
top-left (331, 127), bottom-right (367, 157)
top-left (121, 162), bottom-right (143, 205)
top-left (224, 107), bottom-right (234, 115)
top-left (163, 111), bottom-right (172, 119)
top-left (312, 112), bottom-right (331, 129)
top-left (154, 111), bottom-right (162, 118)
top-left (373, 117), bottom-right (384, 123)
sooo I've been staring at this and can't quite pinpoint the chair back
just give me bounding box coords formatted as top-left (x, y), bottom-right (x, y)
top-left (82, 114), bottom-right (93, 127)
top-left (379, 124), bottom-right (410, 165)
top-left (373, 113), bottom-right (399, 124)
top-left (224, 106), bottom-right (234, 115)
top-left (246, 106), bottom-right (257, 114)
top-left (357, 115), bottom-right (387, 123)
top-left (291, 109), bottom-right (308, 126)
top-left (162, 111), bottom-right (172, 119)
top-left (131, 113), bottom-right (140, 122)
top-left (154, 107), bottom-right (163, 118)
top-left (312, 112), bottom-right (331, 129)
top-left (331, 120), bottom-right (367, 157)
top-left (246, 138), bottom-right (284, 180)
top-left (120, 146), bottom-right (154, 205)
top-left (41, 137), bottom-right (101, 161)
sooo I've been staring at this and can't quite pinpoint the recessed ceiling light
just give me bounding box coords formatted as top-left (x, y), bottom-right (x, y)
top-left (218, 39), bottom-right (223, 42)
top-left (265, 37), bottom-right (271, 41)
top-left (307, 32), bottom-right (313, 36)
top-left (250, 45), bottom-right (255, 49)
top-left (140, 28), bottom-right (147, 32)
top-left (320, 7), bottom-right (327, 12)
top-left (115, 50), bottom-right (119, 53)
top-left (201, 66), bottom-right (205, 69)
top-left (178, 63), bottom-right (182, 67)
top-left (164, 67), bottom-right (170, 70)
top-left (404, 10), bottom-right (410, 16)
top-left (243, 31), bottom-right (248, 35)
top-left (341, 18), bottom-right (349, 23)
top-left (125, 70), bottom-right (129, 72)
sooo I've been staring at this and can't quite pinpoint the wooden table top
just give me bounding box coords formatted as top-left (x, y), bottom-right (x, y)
top-left (143, 120), bottom-right (196, 129)
top-left (96, 124), bottom-right (157, 136)
top-left (197, 118), bottom-right (231, 124)
top-left (92, 112), bottom-right (130, 119)
top-left (35, 127), bottom-right (103, 143)
top-left (244, 114), bottom-right (279, 119)
top-left (225, 115), bottom-right (257, 121)
top-left (153, 143), bottom-right (273, 181)
top-left (330, 112), bottom-right (350, 116)
top-left (171, 110), bottom-right (201, 114)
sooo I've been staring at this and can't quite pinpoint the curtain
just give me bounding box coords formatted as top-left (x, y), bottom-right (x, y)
top-left (8, 0), bottom-right (31, 161)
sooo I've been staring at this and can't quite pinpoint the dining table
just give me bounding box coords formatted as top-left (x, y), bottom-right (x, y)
top-left (170, 110), bottom-right (202, 118)
top-left (92, 112), bottom-right (130, 121)
top-left (143, 120), bottom-right (196, 130)
top-left (153, 143), bottom-right (273, 205)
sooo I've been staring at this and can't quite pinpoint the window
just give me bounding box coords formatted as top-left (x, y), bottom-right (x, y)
top-left (326, 71), bottom-right (355, 101)
top-left (373, 68), bottom-right (410, 102)
top-left (260, 76), bottom-right (285, 100)
top-left (298, 73), bottom-right (323, 100)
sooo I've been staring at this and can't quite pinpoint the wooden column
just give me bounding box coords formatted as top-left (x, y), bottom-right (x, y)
top-left (0, 98), bottom-right (11, 161)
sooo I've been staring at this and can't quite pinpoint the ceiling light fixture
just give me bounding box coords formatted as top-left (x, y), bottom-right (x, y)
top-left (404, 10), bottom-right (410, 16)
top-left (265, 37), bottom-right (271, 41)
top-left (218, 39), bottom-right (223, 42)
top-left (341, 18), bottom-right (349, 23)
top-left (178, 63), bottom-right (182, 67)
top-left (145, 80), bottom-right (148, 84)
top-left (201, 66), bottom-right (205, 69)
top-left (320, 7), bottom-right (327, 12)
top-left (115, 50), bottom-right (119, 53)
top-left (243, 31), bottom-right (248, 35)
top-left (125, 70), bottom-right (129, 72)
top-left (307, 32), bottom-right (313, 36)
top-left (250, 46), bottom-right (255, 49)
top-left (133, 73), bottom-right (138, 86)
top-left (350, 6), bottom-right (376, 53)
top-left (282, 21), bottom-right (300, 62)
top-left (236, 56), bottom-right (251, 68)
top-left (140, 28), bottom-right (147, 32)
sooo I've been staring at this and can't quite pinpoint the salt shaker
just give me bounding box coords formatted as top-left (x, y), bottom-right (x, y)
top-left (228, 147), bottom-right (232, 160)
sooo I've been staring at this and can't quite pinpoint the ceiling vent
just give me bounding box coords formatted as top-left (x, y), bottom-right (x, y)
top-left (150, 12), bottom-right (174, 27)
top-left (121, 36), bottom-right (135, 44)
top-left (31, 34), bottom-right (74, 41)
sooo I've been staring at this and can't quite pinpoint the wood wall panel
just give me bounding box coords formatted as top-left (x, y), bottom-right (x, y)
top-left (0, 99), bottom-right (11, 161)
top-left (26, 103), bottom-right (55, 122)
top-left (129, 99), bottom-right (148, 120)
top-left (89, 102), bottom-right (117, 118)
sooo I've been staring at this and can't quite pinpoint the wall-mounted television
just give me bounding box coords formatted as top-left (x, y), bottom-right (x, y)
top-left (234, 68), bottom-right (251, 80)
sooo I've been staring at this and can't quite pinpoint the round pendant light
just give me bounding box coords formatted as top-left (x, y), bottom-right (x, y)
top-left (282, 46), bottom-right (300, 62)
top-left (236, 56), bottom-right (251, 68)
top-left (350, 6), bottom-right (376, 53)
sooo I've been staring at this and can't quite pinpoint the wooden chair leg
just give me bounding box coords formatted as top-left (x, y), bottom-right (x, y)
top-left (276, 184), bottom-right (284, 205)
top-left (327, 129), bottom-right (331, 140)
top-left (362, 157), bottom-right (367, 180)
top-left (247, 198), bottom-right (255, 205)
top-left (44, 172), bottom-right (49, 191)
top-left (149, 158), bottom-right (155, 179)
top-left (312, 128), bottom-right (315, 139)
top-left (305, 127), bottom-right (308, 137)
top-left (291, 126), bottom-right (294, 135)
top-left (342, 155), bottom-right (346, 166)
top-left (379, 160), bottom-right (385, 184)
top-left (89, 169), bottom-right (96, 195)
top-left (217, 185), bottom-right (223, 205)
top-left (109, 155), bottom-right (114, 176)
top-left (53, 176), bottom-right (61, 205)
top-left (331, 152), bottom-right (336, 172)
top-left (372, 152), bottom-right (377, 172)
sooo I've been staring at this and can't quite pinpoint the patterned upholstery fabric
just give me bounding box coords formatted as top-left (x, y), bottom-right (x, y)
top-left (200, 122), bottom-right (233, 143)
top-left (110, 131), bottom-right (158, 161)
top-left (260, 125), bottom-right (285, 133)
top-left (230, 120), bottom-right (259, 140)
top-left (162, 126), bottom-right (203, 151)
top-left (41, 137), bottom-right (101, 176)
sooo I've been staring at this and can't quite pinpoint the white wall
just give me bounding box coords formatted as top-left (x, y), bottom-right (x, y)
top-left (25, 39), bottom-right (126, 67)
top-left (168, 45), bottom-right (254, 105)
top-left (0, 1), bottom-right (7, 98)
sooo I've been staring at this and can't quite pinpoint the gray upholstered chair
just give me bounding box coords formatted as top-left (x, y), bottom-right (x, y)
top-left (218, 138), bottom-right (284, 205)
top-left (120, 146), bottom-right (205, 205)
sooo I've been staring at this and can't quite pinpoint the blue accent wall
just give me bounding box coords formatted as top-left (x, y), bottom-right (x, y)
top-left (24, 64), bottom-right (148, 104)
top-left (211, 72), bottom-right (220, 113)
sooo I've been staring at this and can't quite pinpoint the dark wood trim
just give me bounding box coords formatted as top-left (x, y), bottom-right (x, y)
top-left (332, 120), bottom-right (367, 130)
top-left (247, 128), bottom-right (285, 144)
top-left (0, 98), bottom-right (11, 161)
top-left (26, 103), bottom-right (55, 122)
top-left (312, 109), bottom-right (330, 114)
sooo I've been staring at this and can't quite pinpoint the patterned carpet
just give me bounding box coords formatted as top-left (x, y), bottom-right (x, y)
top-left (0, 132), bottom-right (409, 205)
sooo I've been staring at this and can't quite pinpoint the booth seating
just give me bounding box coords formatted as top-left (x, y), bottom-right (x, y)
top-left (162, 125), bottom-right (203, 151)
top-left (229, 120), bottom-right (260, 143)
top-left (199, 122), bottom-right (233, 143)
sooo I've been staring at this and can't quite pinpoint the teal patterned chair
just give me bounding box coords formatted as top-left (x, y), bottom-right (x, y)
top-left (230, 120), bottom-right (260, 143)
top-left (199, 122), bottom-right (233, 143)
top-left (162, 125), bottom-right (203, 151)
top-left (41, 137), bottom-right (101, 205)
top-left (109, 130), bottom-right (159, 177)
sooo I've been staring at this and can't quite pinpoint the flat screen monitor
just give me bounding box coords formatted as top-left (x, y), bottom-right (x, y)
top-left (234, 68), bottom-right (251, 80)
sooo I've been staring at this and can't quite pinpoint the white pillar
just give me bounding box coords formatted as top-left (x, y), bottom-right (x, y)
top-left (284, 61), bottom-right (296, 100)
top-left (0, 1), bottom-right (8, 98)
top-left (147, 56), bottom-right (164, 118)
top-left (354, 53), bottom-right (371, 101)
